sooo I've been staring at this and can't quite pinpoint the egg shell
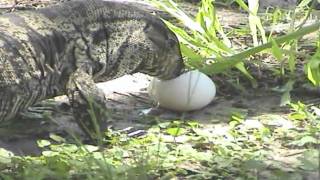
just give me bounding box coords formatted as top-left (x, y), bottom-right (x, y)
top-left (148, 70), bottom-right (216, 111)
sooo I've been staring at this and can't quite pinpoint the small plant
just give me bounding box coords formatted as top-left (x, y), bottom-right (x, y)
top-left (288, 101), bottom-right (320, 147)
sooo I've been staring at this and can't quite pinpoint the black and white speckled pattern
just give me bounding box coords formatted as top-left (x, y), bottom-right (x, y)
top-left (0, 0), bottom-right (184, 135)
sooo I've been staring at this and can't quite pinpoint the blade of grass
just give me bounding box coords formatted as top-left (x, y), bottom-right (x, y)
top-left (270, 38), bottom-right (283, 61)
top-left (305, 44), bottom-right (320, 86)
top-left (200, 22), bottom-right (320, 74)
top-left (152, 0), bottom-right (205, 33)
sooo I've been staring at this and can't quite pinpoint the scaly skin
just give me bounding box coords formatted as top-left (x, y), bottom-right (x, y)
top-left (0, 0), bottom-right (184, 138)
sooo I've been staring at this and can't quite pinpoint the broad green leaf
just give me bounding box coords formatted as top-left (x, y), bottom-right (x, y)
top-left (192, 128), bottom-right (213, 137)
top-left (166, 127), bottom-right (187, 136)
top-left (49, 133), bottom-right (66, 143)
top-left (230, 111), bottom-right (246, 122)
top-left (187, 121), bottom-right (199, 128)
top-left (298, 149), bottom-right (319, 171)
top-left (291, 136), bottom-right (318, 146)
top-left (0, 148), bottom-right (13, 164)
top-left (243, 159), bottom-right (267, 170)
top-left (42, 150), bottom-right (59, 157)
top-left (158, 122), bottom-right (171, 129)
top-left (288, 112), bottom-right (307, 121)
top-left (82, 145), bottom-right (99, 152)
top-left (290, 101), bottom-right (307, 112)
top-left (37, 139), bottom-right (51, 148)
top-left (46, 156), bottom-right (70, 173)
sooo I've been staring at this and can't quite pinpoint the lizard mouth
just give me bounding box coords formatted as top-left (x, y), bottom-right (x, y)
top-left (172, 60), bottom-right (185, 77)
top-left (159, 58), bottom-right (185, 80)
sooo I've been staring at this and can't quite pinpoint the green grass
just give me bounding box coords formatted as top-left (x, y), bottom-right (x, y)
top-left (0, 101), bottom-right (319, 179)
top-left (151, 0), bottom-right (320, 103)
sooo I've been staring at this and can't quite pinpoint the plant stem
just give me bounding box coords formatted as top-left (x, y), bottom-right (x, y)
top-left (200, 22), bottom-right (320, 74)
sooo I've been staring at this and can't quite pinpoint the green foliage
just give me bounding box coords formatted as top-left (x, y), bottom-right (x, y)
top-left (270, 38), bottom-right (284, 61)
top-left (298, 149), bottom-right (319, 171)
top-left (246, 0), bottom-right (267, 46)
top-left (288, 101), bottom-right (309, 121)
top-left (305, 41), bottom-right (320, 86)
top-left (279, 79), bottom-right (295, 106)
top-left (153, 0), bottom-right (320, 93)
top-left (151, 0), bottom-right (256, 86)
top-left (287, 101), bottom-right (320, 147)
top-left (1, 105), bottom-right (319, 179)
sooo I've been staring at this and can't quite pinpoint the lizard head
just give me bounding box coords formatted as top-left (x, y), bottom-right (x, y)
top-left (93, 4), bottom-right (185, 81)
top-left (137, 20), bottom-right (185, 80)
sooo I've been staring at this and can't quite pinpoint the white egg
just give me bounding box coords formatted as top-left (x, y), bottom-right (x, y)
top-left (148, 70), bottom-right (216, 111)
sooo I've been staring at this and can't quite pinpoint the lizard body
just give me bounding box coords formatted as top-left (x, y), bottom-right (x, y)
top-left (0, 0), bottom-right (184, 137)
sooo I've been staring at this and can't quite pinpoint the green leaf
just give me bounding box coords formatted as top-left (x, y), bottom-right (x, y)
top-left (270, 38), bottom-right (283, 61)
top-left (49, 133), bottom-right (66, 143)
top-left (152, 0), bottom-right (204, 33)
top-left (290, 136), bottom-right (318, 146)
top-left (0, 148), bottom-right (13, 164)
top-left (42, 150), bottom-right (59, 157)
top-left (297, 0), bottom-right (313, 8)
top-left (166, 127), bottom-right (187, 136)
top-left (196, 10), bottom-right (207, 33)
top-left (187, 121), bottom-right (199, 128)
top-left (298, 149), bottom-right (319, 171)
top-left (280, 80), bottom-right (295, 106)
top-left (193, 128), bottom-right (213, 138)
top-left (163, 20), bottom-right (206, 48)
top-left (288, 112), bottom-right (307, 121)
top-left (235, 62), bottom-right (257, 87)
top-left (235, 0), bottom-right (249, 12)
top-left (158, 122), bottom-right (171, 129)
top-left (46, 156), bottom-right (71, 173)
top-left (179, 43), bottom-right (204, 68)
top-left (82, 145), bottom-right (99, 153)
top-left (37, 139), bottom-right (51, 148)
top-left (230, 109), bottom-right (247, 122)
top-left (288, 41), bottom-right (297, 74)
top-left (305, 46), bottom-right (320, 86)
top-left (243, 159), bottom-right (267, 171)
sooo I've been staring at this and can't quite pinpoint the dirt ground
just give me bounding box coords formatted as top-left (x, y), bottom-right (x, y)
top-left (0, 72), bottom-right (292, 155)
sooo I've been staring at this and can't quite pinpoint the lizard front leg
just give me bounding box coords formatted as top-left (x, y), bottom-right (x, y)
top-left (66, 69), bottom-right (108, 141)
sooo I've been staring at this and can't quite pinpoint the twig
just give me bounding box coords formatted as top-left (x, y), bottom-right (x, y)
top-left (128, 93), bottom-right (151, 104)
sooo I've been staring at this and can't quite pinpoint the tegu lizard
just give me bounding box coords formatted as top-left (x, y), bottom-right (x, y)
top-left (0, 0), bottom-right (184, 138)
